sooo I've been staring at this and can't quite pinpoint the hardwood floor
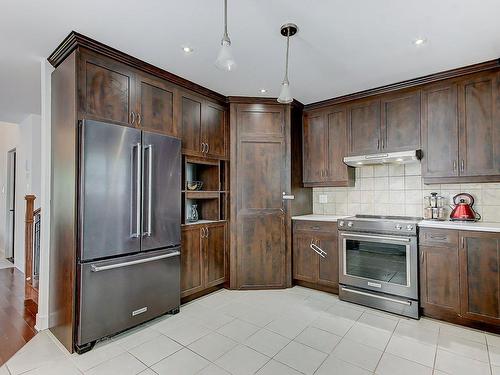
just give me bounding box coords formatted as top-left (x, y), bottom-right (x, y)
top-left (0, 267), bottom-right (37, 366)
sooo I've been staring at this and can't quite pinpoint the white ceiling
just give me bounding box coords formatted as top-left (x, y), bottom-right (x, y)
top-left (1, 0), bottom-right (500, 123)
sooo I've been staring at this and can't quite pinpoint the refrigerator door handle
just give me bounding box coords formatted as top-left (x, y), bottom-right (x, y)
top-left (90, 251), bottom-right (180, 272)
top-left (131, 142), bottom-right (141, 238)
top-left (143, 144), bottom-right (153, 237)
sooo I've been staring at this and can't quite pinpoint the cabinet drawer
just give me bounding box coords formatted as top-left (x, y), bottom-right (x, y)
top-left (294, 220), bottom-right (337, 233)
top-left (419, 228), bottom-right (458, 247)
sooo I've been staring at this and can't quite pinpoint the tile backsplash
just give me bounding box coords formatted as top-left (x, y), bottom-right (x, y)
top-left (312, 163), bottom-right (500, 222)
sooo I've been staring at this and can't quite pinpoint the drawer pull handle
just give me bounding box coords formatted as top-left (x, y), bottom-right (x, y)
top-left (310, 243), bottom-right (326, 258)
top-left (311, 226), bottom-right (320, 230)
top-left (91, 251), bottom-right (180, 272)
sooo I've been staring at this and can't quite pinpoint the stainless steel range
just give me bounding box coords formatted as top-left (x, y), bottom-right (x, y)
top-left (338, 215), bottom-right (421, 319)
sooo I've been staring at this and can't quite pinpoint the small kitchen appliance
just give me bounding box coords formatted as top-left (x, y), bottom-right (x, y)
top-left (338, 215), bottom-right (421, 319)
top-left (449, 193), bottom-right (480, 221)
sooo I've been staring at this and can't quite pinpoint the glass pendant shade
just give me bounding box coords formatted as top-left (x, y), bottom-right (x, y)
top-left (277, 80), bottom-right (292, 103)
top-left (215, 38), bottom-right (236, 71)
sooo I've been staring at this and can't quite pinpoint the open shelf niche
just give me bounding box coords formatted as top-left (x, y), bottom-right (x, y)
top-left (182, 156), bottom-right (228, 225)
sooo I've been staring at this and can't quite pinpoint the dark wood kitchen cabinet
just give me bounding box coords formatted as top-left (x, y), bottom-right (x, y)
top-left (347, 98), bottom-right (381, 155)
top-left (181, 92), bottom-right (227, 159)
top-left (422, 71), bottom-right (500, 183)
top-left (303, 107), bottom-right (354, 187)
top-left (292, 221), bottom-right (339, 293)
top-left (419, 228), bottom-right (461, 319)
top-left (381, 90), bottom-right (421, 152)
top-left (458, 71), bottom-right (500, 177)
top-left (229, 98), bottom-right (311, 290)
top-left (79, 50), bottom-right (136, 126)
top-left (419, 228), bottom-right (500, 333)
top-left (181, 222), bottom-right (227, 298)
top-left (136, 72), bottom-right (179, 137)
top-left (459, 231), bottom-right (500, 325)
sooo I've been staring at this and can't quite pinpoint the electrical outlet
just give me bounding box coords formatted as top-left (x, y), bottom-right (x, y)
top-left (319, 194), bottom-right (328, 204)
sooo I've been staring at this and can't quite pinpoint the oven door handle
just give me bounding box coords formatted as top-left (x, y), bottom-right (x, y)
top-left (341, 286), bottom-right (412, 306)
top-left (310, 243), bottom-right (326, 258)
top-left (340, 233), bottom-right (411, 242)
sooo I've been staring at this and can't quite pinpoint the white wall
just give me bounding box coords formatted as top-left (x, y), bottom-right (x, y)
top-left (0, 122), bottom-right (20, 254)
top-left (7, 114), bottom-right (42, 272)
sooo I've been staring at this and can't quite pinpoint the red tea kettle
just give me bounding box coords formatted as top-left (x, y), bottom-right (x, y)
top-left (449, 193), bottom-right (481, 221)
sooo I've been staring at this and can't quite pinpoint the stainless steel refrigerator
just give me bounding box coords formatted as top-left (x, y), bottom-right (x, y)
top-left (75, 120), bottom-right (181, 353)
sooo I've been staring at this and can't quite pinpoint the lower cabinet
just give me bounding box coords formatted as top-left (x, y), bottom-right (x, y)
top-left (181, 222), bottom-right (227, 298)
top-left (292, 221), bottom-right (339, 293)
top-left (419, 228), bottom-right (500, 330)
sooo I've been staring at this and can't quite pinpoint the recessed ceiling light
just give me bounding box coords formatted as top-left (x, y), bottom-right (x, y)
top-left (182, 46), bottom-right (194, 54)
top-left (260, 89), bottom-right (267, 93)
top-left (413, 38), bottom-right (427, 46)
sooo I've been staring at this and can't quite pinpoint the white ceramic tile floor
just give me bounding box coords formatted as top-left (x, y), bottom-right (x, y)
top-left (3, 287), bottom-right (500, 375)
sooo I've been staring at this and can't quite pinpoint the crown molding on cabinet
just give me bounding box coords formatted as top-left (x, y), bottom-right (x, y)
top-left (48, 31), bottom-right (227, 104)
top-left (304, 59), bottom-right (500, 111)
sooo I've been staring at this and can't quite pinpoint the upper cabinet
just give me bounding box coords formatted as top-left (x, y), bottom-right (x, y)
top-left (346, 90), bottom-right (421, 156)
top-left (422, 71), bottom-right (500, 182)
top-left (303, 106), bottom-right (354, 187)
top-left (136, 72), bottom-right (179, 137)
top-left (347, 99), bottom-right (381, 155)
top-left (80, 51), bottom-right (136, 126)
top-left (78, 49), bottom-right (227, 145)
top-left (459, 71), bottom-right (500, 177)
top-left (381, 90), bottom-right (421, 152)
top-left (181, 91), bottom-right (227, 159)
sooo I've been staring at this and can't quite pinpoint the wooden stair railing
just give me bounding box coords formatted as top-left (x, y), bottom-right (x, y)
top-left (24, 195), bottom-right (39, 306)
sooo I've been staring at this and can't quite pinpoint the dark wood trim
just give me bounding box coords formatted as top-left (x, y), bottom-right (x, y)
top-left (227, 96), bottom-right (304, 109)
top-left (421, 305), bottom-right (500, 334)
top-left (180, 285), bottom-right (224, 304)
top-left (293, 280), bottom-right (338, 295)
top-left (304, 59), bottom-right (500, 111)
top-left (48, 31), bottom-right (226, 104)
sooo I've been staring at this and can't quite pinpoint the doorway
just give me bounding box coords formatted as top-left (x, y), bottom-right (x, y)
top-left (4, 148), bottom-right (16, 264)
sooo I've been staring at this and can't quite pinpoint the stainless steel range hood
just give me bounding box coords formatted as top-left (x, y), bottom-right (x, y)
top-left (343, 150), bottom-right (422, 167)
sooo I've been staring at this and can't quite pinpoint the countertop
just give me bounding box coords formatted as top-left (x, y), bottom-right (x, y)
top-left (291, 214), bottom-right (348, 222)
top-left (292, 215), bottom-right (500, 233)
top-left (418, 220), bottom-right (500, 233)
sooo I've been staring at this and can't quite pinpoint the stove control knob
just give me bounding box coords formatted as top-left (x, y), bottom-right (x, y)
top-left (395, 224), bottom-right (403, 230)
top-left (406, 225), bottom-right (414, 231)
top-left (339, 221), bottom-right (345, 227)
top-left (347, 221), bottom-right (353, 228)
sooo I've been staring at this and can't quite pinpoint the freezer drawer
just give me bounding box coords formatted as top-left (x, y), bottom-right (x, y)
top-left (77, 248), bottom-right (180, 346)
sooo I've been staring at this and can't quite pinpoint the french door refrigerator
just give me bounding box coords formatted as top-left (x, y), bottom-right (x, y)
top-left (75, 120), bottom-right (181, 353)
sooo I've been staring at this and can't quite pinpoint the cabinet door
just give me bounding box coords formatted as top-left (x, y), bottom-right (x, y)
top-left (136, 73), bottom-right (178, 137)
top-left (421, 82), bottom-right (459, 178)
top-left (292, 232), bottom-right (317, 283)
top-left (326, 107), bottom-right (353, 185)
top-left (381, 90), bottom-right (421, 152)
top-left (181, 92), bottom-right (203, 156)
top-left (181, 226), bottom-right (204, 297)
top-left (205, 223), bottom-right (227, 287)
top-left (203, 101), bottom-right (226, 158)
top-left (459, 232), bottom-right (500, 325)
top-left (458, 72), bottom-right (500, 177)
top-left (419, 246), bottom-right (460, 315)
top-left (303, 111), bottom-right (326, 184)
top-left (80, 51), bottom-right (135, 126)
top-left (347, 99), bottom-right (381, 155)
top-left (316, 234), bottom-right (339, 290)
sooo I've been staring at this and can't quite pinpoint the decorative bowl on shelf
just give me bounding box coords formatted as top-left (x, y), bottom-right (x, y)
top-left (186, 181), bottom-right (203, 191)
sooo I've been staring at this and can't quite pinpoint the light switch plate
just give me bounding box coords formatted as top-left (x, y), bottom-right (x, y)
top-left (319, 194), bottom-right (328, 204)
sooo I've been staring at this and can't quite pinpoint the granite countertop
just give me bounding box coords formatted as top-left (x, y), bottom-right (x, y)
top-left (291, 214), bottom-right (349, 222)
top-left (418, 220), bottom-right (500, 233)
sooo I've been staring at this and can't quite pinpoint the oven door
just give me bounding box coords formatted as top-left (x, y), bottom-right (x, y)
top-left (339, 232), bottom-right (418, 299)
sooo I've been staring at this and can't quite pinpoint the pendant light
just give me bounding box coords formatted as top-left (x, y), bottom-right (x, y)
top-left (215, 0), bottom-right (236, 71)
top-left (277, 23), bottom-right (298, 104)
